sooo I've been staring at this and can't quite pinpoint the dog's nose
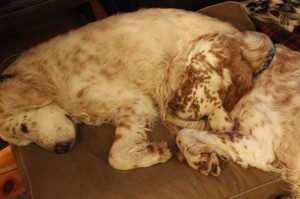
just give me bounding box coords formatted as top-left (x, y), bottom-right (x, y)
top-left (55, 144), bottom-right (70, 154)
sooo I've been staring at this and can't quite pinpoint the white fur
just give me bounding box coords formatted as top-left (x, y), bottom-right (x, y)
top-left (0, 8), bottom-right (237, 168)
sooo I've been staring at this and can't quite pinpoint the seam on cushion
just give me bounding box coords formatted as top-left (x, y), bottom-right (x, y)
top-left (16, 146), bottom-right (35, 199)
top-left (226, 178), bottom-right (283, 199)
top-left (198, 1), bottom-right (243, 12)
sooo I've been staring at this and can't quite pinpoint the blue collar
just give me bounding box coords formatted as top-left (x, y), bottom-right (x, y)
top-left (253, 43), bottom-right (276, 78)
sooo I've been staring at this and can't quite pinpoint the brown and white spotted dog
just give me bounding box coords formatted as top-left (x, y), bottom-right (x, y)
top-left (0, 9), bottom-right (238, 169)
top-left (168, 31), bottom-right (257, 175)
top-left (175, 31), bottom-right (300, 198)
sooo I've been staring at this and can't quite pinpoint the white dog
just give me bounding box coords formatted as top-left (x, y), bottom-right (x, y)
top-left (174, 31), bottom-right (300, 198)
top-left (0, 8), bottom-right (238, 170)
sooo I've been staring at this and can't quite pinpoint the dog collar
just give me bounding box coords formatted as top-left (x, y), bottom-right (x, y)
top-left (0, 74), bottom-right (16, 82)
top-left (253, 42), bottom-right (276, 78)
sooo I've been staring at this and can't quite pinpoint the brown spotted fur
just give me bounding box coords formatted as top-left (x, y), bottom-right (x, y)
top-left (177, 31), bottom-right (300, 199)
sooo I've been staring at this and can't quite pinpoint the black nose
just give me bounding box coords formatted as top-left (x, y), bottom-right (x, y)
top-left (55, 144), bottom-right (70, 154)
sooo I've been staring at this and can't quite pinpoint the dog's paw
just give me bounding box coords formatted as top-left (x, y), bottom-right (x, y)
top-left (193, 152), bottom-right (221, 176)
top-left (178, 139), bottom-right (221, 176)
top-left (208, 107), bottom-right (233, 131)
top-left (200, 153), bottom-right (221, 176)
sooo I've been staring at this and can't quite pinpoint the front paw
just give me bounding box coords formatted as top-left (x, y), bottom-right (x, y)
top-left (176, 136), bottom-right (221, 176)
top-left (208, 107), bottom-right (233, 131)
top-left (191, 152), bottom-right (221, 177)
top-left (202, 153), bottom-right (221, 176)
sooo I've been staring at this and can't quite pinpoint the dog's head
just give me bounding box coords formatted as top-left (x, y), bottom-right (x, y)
top-left (0, 74), bottom-right (76, 153)
top-left (169, 31), bottom-right (273, 131)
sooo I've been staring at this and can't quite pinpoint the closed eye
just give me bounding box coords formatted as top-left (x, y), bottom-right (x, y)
top-left (21, 123), bottom-right (29, 133)
top-left (65, 114), bottom-right (72, 121)
top-left (200, 115), bottom-right (208, 120)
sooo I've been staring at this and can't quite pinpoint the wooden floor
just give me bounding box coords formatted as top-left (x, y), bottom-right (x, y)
top-left (0, 1), bottom-right (107, 198)
top-left (0, 147), bottom-right (25, 199)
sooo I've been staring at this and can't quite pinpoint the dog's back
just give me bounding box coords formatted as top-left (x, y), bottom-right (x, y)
top-left (3, 8), bottom-right (237, 120)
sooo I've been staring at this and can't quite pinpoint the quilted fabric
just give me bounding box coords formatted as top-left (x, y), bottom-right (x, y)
top-left (256, 20), bottom-right (300, 51)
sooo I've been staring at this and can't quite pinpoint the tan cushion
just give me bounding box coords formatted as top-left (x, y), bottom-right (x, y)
top-left (13, 123), bottom-right (288, 199)
top-left (11, 2), bottom-right (289, 199)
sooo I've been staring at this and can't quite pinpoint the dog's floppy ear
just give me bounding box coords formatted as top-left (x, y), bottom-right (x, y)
top-left (219, 31), bottom-right (274, 112)
top-left (0, 74), bottom-right (53, 116)
top-left (216, 33), bottom-right (255, 112)
top-left (220, 61), bottom-right (253, 112)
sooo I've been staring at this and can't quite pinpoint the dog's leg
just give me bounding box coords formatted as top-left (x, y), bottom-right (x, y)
top-left (108, 96), bottom-right (171, 170)
top-left (176, 128), bottom-right (278, 175)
